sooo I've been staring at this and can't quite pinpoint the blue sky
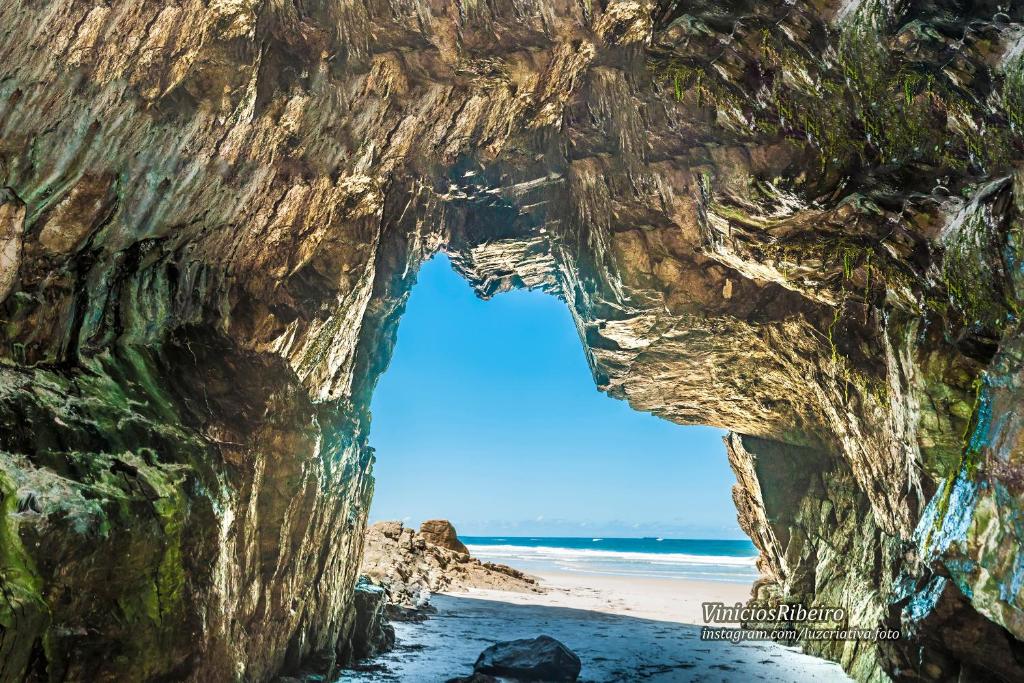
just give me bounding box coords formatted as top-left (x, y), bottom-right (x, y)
top-left (368, 254), bottom-right (743, 539)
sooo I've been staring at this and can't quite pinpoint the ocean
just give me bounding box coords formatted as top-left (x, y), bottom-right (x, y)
top-left (462, 536), bottom-right (759, 584)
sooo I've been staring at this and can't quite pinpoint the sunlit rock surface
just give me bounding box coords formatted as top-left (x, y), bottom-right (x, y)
top-left (360, 521), bottom-right (540, 612)
top-left (0, 0), bottom-right (1022, 680)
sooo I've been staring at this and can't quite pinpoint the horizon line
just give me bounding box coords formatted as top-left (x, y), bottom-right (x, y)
top-left (457, 534), bottom-right (754, 541)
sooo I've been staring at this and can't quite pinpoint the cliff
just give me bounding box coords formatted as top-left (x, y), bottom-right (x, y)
top-left (0, 0), bottom-right (1022, 681)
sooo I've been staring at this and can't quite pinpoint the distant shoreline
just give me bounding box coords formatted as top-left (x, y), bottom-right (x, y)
top-left (459, 534), bottom-right (755, 542)
top-left (462, 535), bottom-right (760, 584)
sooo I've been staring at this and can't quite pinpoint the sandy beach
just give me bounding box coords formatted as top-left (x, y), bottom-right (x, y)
top-left (494, 571), bottom-right (753, 624)
top-left (342, 572), bottom-right (852, 682)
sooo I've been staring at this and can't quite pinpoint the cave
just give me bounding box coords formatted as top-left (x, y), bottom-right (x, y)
top-left (1, 1), bottom-right (1023, 682)
top-left (367, 252), bottom-right (739, 545)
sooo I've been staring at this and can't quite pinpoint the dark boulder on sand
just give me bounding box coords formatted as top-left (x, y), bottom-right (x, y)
top-left (470, 635), bottom-right (581, 682)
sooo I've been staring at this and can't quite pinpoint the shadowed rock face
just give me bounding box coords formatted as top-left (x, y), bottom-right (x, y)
top-left (0, 0), bottom-right (1022, 681)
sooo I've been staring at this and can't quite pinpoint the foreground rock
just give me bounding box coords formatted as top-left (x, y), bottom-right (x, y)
top-left (472, 635), bottom-right (582, 682)
top-left (447, 635), bottom-right (582, 683)
top-left (361, 521), bottom-right (540, 614)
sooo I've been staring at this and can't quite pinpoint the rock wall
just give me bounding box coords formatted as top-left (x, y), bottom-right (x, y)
top-left (0, 0), bottom-right (1022, 681)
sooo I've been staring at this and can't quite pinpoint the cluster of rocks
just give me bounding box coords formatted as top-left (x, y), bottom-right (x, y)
top-left (448, 635), bottom-right (582, 683)
top-left (360, 520), bottom-right (541, 616)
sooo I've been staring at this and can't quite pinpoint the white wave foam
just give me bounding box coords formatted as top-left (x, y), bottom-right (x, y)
top-left (466, 544), bottom-right (757, 567)
top-left (553, 565), bottom-right (756, 583)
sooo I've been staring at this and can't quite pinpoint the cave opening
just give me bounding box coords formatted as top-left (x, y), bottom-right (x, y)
top-left (365, 251), bottom-right (758, 578)
top-left (3, 1), bottom-right (1024, 680)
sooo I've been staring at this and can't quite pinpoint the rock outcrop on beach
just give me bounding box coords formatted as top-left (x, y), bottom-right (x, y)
top-left (420, 519), bottom-right (472, 556)
top-left (1, 0), bottom-right (1023, 681)
top-left (361, 521), bottom-right (541, 613)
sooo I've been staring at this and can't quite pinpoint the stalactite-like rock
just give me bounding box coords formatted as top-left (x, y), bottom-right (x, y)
top-left (0, 0), bottom-right (1023, 681)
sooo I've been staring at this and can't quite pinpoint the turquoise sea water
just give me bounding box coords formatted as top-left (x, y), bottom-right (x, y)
top-left (462, 536), bottom-right (759, 584)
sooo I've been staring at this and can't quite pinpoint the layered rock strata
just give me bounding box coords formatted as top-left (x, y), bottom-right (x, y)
top-left (0, 0), bottom-right (1022, 681)
top-left (341, 578), bottom-right (396, 666)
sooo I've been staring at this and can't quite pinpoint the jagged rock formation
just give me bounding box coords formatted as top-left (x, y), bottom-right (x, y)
top-left (340, 578), bottom-right (395, 666)
top-left (360, 521), bottom-right (540, 612)
top-left (0, 0), bottom-right (1022, 681)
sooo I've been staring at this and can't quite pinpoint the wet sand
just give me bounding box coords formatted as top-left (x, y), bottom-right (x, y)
top-left (341, 572), bottom-right (852, 682)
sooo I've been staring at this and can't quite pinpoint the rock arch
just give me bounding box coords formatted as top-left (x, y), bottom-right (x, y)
top-left (0, 0), bottom-right (1022, 680)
